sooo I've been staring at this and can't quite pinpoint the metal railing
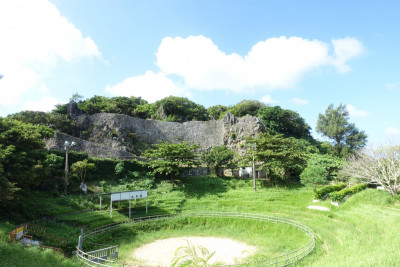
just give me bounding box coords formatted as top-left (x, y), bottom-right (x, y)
top-left (76, 212), bottom-right (315, 267)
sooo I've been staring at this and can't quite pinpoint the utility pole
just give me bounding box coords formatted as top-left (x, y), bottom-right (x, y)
top-left (248, 143), bottom-right (257, 192)
top-left (64, 141), bottom-right (76, 194)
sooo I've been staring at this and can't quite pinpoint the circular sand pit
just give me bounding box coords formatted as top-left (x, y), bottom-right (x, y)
top-left (132, 236), bottom-right (256, 266)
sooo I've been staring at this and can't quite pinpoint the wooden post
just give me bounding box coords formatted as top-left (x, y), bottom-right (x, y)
top-left (110, 197), bottom-right (112, 218)
top-left (129, 198), bottom-right (131, 219)
top-left (100, 195), bottom-right (102, 210)
top-left (146, 197), bottom-right (148, 214)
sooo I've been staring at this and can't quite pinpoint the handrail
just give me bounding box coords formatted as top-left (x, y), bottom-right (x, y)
top-left (77, 212), bottom-right (315, 266)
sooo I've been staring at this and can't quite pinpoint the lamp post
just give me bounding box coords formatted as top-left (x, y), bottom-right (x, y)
top-left (64, 141), bottom-right (76, 194)
top-left (248, 143), bottom-right (257, 192)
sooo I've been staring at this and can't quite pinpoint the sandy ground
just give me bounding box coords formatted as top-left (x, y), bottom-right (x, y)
top-left (132, 236), bottom-right (257, 266)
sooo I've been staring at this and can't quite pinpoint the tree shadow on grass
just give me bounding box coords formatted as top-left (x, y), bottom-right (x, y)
top-left (176, 176), bottom-right (229, 199)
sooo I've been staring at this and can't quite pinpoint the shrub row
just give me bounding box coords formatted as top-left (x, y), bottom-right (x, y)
top-left (49, 150), bottom-right (147, 181)
top-left (330, 183), bottom-right (367, 202)
top-left (314, 183), bottom-right (347, 199)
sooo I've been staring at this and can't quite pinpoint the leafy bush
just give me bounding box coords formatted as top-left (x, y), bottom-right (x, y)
top-left (300, 165), bottom-right (329, 188)
top-left (314, 183), bottom-right (347, 199)
top-left (330, 183), bottom-right (367, 202)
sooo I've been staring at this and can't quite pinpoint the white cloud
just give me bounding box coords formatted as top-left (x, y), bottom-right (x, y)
top-left (289, 97), bottom-right (309, 106)
top-left (155, 35), bottom-right (364, 92)
top-left (330, 37), bottom-right (364, 73)
top-left (385, 127), bottom-right (400, 136)
top-left (21, 96), bottom-right (60, 112)
top-left (385, 82), bottom-right (399, 91)
top-left (260, 95), bottom-right (279, 105)
top-left (346, 104), bottom-right (369, 118)
top-left (105, 71), bottom-right (186, 103)
top-left (0, 0), bottom-right (100, 105)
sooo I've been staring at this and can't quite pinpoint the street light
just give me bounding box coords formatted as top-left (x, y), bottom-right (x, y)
top-left (64, 140), bottom-right (76, 194)
top-left (248, 143), bottom-right (257, 192)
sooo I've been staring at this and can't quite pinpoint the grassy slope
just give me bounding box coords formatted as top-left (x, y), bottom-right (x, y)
top-left (1, 177), bottom-right (400, 266)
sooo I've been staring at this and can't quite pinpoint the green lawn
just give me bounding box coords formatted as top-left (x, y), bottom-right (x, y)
top-left (1, 176), bottom-right (400, 266)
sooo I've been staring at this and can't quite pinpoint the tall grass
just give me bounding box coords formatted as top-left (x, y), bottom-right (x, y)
top-left (1, 176), bottom-right (400, 266)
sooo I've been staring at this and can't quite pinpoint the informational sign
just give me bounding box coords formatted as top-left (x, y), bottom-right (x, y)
top-left (16, 226), bottom-right (24, 240)
top-left (110, 190), bottom-right (147, 202)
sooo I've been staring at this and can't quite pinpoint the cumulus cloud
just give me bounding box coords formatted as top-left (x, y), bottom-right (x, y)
top-left (346, 104), bottom-right (369, 118)
top-left (0, 0), bottom-right (100, 105)
top-left (107, 35), bottom-right (364, 100)
top-left (289, 97), bottom-right (309, 106)
top-left (105, 71), bottom-right (186, 102)
top-left (260, 95), bottom-right (279, 105)
top-left (385, 127), bottom-right (400, 136)
top-left (21, 96), bottom-right (60, 112)
top-left (155, 35), bottom-right (363, 92)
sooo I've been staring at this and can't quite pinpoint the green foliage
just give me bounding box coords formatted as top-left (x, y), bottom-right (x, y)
top-left (228, 100), bottom-right (265, 117)
top-left (8, 110), bottom-right (74, 134)
top-left (71, 159), bottom-right (96, 183)
top-left (171, 240), bottom-right (218, 267)
top-left (115, 162), bottom-right (126, 178)
top-left (144, 141), bottom-right (199, 182)
top-left (314, 183), bottom-right (347, 199)
top-left (330, 183), bottom-right (367, 202)
top-left (317, 104), bottom-right (367, 157)
top-left (257, 106), bottom-right (312, 139)
top-left (305, 154), bottom-right (342, 182)
top-left (300, 165), bottom-right (329, 188)
top-left (87, 158), bottom-right (145, 181)
top-left (200, 146), bottom-right (235, 176)
top-left (207, 105), bottom-right (228, 120)
top-left (0, 118), bottom-right (54, 206)
top-left (152, 96), bottom-right (209, 122)
top-left (252, 133), bottom-right (310, 183)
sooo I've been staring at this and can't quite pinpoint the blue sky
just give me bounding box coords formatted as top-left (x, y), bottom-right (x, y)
top-left (1, 0), bottom-right (400, 145)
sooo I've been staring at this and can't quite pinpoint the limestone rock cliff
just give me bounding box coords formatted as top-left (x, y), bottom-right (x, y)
top-left (47, 104), bottom-right (265, 158)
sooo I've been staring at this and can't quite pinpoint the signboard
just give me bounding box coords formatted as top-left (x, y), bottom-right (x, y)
top-left (16, 226), bottom-right (24, 240)
top-left (110, 190), bottom-right (147, 202)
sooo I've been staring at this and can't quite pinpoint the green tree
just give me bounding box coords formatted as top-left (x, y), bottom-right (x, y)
top-left (300, 165), bottom-right (329, 189)
top-left (152, 96), bottom-right (209, 122)
top-left (8, 110), bottom-right (74, 134)
top-left (228, 100), bottom-right (265, 117)
top-left (0, 118), bottom-right (54, 206)
top-left (201, 146), bottom-right (235, 176)
top-left (207, 105), bottom-right (228, 120)
top-left (317, 104), bottom-right (367, 156)
top-left (71, 159), bottom-right (96, 184)
top-left (257, 106), bottom-right (311, 139)
top-left (305, 154), bottom-right (342, 182)
top-left (252, 133), bottom-right (309, 184)
top-left (143, 141), bottom-right (199, 183)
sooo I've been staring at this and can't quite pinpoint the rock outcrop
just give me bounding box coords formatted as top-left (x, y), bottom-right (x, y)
top-left (46, 106), bottom-right (265, 158)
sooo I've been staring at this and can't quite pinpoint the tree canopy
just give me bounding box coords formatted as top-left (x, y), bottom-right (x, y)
top-left (143, 141), bottom-right (199, 182)
top-left (341, 144), bottom-right (400, 196)
top-left (317, 104), bottom-right (367, 156)
top-left (200, 146), bottom-right (235, 176)
top-left (228, 100), bottom-right (266, 117)
top-left (251, 133), bottom-right (311, 183)
top-left (0, 118), bottom-right (54, 206)
top-left (257, 106), bottom-right (311, 139)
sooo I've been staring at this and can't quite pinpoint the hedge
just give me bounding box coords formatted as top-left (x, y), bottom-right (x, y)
top-left (314, 183), bottom-right (347, 199)
top-left (49, 150), bottom-right (147, 181)
top-left (86, 157), bottom-right (146, 181)
top-left (330, 183), bottom-right (367, 202)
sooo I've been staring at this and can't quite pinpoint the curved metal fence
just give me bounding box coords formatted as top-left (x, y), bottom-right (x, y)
top-left (76, 212), bottom-right (315, 267)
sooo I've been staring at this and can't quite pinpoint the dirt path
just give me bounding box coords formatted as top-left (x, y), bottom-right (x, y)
top-left (132, 236), bottom-right (257, 266)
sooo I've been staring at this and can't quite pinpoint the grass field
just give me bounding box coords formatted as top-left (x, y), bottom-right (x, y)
top-left (1, 176), bottom-right (400, 266)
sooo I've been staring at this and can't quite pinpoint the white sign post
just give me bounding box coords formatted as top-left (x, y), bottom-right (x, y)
top-left (107, 190), bottom-right (148, 218)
